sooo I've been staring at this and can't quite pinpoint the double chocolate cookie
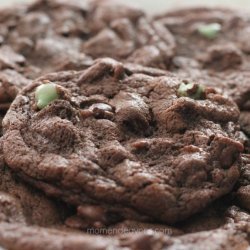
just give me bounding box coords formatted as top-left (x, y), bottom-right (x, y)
top-left (154, 7), bottom-right (249, 67)
top-left (2, 58), bottom-right (243, 225)
top-left (0, 0), bottom-right (176, 115)
top-left (154, 7), bottom-right (250, 148)
top-left (0, 0), bottom-right (249, 249)
top-left (0, 206), bottom-right (249, 250)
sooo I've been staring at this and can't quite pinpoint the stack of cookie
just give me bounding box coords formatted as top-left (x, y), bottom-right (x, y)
top-left (0, 0), bottom-right (249, 249)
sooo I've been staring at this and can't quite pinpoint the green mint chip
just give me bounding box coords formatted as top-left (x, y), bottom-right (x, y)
top-left (197, 23), bottom-right (221, 39)
top-left (35, 83), bottom-right (59, 109)
top-left (177, 82), bottom-right (205, 100)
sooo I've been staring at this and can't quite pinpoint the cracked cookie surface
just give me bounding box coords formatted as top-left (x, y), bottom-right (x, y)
top-left (2, 58), bottom-right (243, 224)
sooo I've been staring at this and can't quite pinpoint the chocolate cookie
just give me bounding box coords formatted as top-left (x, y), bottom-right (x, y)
top-left (2, 58), bottom-right (243, 225)
top-left (0, 0), bottom-right (176, 114)
top-left (154, 7), bottom-right (249, 66)
top-left (0, 185), bottom-right (248, 250)
top-left (82, 0), bottom-right (175, 68)
top-left (0, 211), bottom-right (249, 250)
top-left (154, 8), bottom-right (250, 150)
top-left (0, 0), bottom-right (91, 113)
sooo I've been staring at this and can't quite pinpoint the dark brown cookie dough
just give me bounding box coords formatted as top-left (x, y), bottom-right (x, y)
top-left (2, 58), bottom-right (243, 225)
